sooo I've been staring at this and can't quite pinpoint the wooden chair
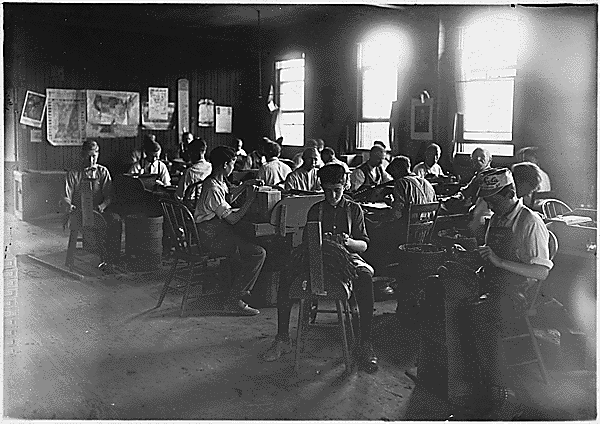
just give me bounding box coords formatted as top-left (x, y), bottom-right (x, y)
top-left (500, 230), bottom-right (559, 384)
top-left (65, 210), bottom-right (108, 270)
top-left (182, 179), bottom-right (204, 212)
top-left (288, 221), bottom-right (359, 374)
top-left (270, 194), bottom-right (324, 247)
top-left (538, 199), bottom-right (572, 220)
top-left (156, 199), bottom-right (231, 317)
top-left (406, 201), bottom-right (441, 244)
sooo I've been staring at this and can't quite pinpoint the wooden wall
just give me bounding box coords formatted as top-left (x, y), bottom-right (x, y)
top-left (4, 11), bottom-right (259, 175)
top-left (262, 7), bottom-right (441, 162)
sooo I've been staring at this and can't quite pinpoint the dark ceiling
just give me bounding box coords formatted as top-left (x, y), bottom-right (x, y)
top-left (7, 3), bottom-right (408, 40)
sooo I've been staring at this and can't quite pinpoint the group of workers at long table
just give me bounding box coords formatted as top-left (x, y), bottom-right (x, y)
top-left (64, 131), bottom-right (564, 420)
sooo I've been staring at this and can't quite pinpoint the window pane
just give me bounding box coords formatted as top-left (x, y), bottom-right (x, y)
top-left (282, 124), bottom-right (304, 146)
top-left (357, 122), bottom-right (389, 150)
top-left (455, 142), bottom-right (514, 157)
top-left (362, 69), bottom-right (397, 119)
top-left (361, 44), bottom-right (399, 68)
top-left (457, 79), bottom-right (514, 134)
top-left (279, 81), bottom-right (304, 111)
top-left (276, 58), bottom-right (304, 70)
top-left (279, 67), bottom-right (304, 82)
top-left (281, 112), bottom-right (304, 125)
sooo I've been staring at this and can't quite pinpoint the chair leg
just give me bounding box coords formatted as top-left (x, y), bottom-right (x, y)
top-left (525, 316), bottom-right (550, 384)
top-left (343, 300), bottom-right (356, 348)
top-left (65, 228), bottom-right (79, 268)
top-left (336, 300), bottom-right (352, 372)
top-left (180, 261), bottom-right (194, 317)
top-left (349, 295), bottom-right (361, 346)
top-left (156, 259), bottom-right (178, 309)
top-left (295, 299), bottom-right (306, 372)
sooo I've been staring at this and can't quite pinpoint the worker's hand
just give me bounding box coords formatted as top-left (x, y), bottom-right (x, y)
top-left (477, 245), bottom-right (502, 267)
top-left (155, 180), bottom-right (166, 187)
top-left (245, 178), bottom-right (264, 187)
top-left (341, 233), bottom-right (350, 246)
top-left (247, 184), bottom-right (259, 199)
top-left (64, 203), bottom-right (76, 214)
top-left (97, 204), bottom-right (106, 214)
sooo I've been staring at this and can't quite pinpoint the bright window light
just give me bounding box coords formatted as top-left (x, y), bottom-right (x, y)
top-left (357, 30), bottom-right (402, 149)
top-left (276, 56), bottom-right (305, 146)
top-left (456, 13), bottom-right (519, 150)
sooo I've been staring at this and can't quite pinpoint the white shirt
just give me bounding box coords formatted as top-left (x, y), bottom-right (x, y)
top-left (413, 162), bottom-right (444, 179)
top-left (257, 158), bottom-right (292, 186)
top-left (129, 159), bottom-right (171, 186)
top-left (538, 168), bottom-right (552, 192)
top-left (284, 167), bottom-right (321, 192)
top-left (194, 177), bottom-right (232, 223)
top-left (488, 198), bottom-right (554, 270)
top-left (349, 164), bottom-right (393, 192)
top-left (175, 159), bottom-right (212, 199)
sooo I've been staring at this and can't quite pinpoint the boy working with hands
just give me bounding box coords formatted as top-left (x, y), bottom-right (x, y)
top-left (194, 146), bottom-right (266, 315)
top-left (262, 164), bottom-right (378, 373)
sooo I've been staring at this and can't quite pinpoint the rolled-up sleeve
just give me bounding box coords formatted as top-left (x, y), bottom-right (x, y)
top-left (207, 188), bottom-right (232, 220)
top-left (350, 203), bottom-right (370, 245)
top-left (64, 171), bottom-right (77, 205)
top-left (349, 169), bottom-right (365, 192)
top-left (519, 216), bottom-right (554, 270)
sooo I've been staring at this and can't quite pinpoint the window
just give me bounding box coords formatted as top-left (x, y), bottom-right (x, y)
top-left (357, 34), bottom-right (400, 149)
top-left (455, 13), bottom-right (519, 156)
top-left (275, 56), bottom-right (305, 146)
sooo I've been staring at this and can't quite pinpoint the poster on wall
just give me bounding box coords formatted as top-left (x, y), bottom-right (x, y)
top-left (177, 79), bottom-right (189, 135)
top-left (20, 90), bottom-right (47, 128)
top-left (86, 90), bottom-right (139, 138)
top-left (142, 101), bottom-right (175, 130)
top-left (46, 88), bottom-right (86, 146)
top-left (215, 105), bottom-right (232, 134)
top-left (30, 129), bottom-right (42, 143)
top-left (198, 99), bottom-right (214, 127)
top-left (148, 87), bottom-right (168, 120)
top-left (410, 98), bottom-right (434, 141)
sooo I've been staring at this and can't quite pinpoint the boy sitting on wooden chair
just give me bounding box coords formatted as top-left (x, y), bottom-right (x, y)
top-left (262, 164), bottom-right (378, 373)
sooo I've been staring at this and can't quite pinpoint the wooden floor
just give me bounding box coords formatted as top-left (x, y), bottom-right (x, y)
top-left (3, 214), bottom-right (597, 420)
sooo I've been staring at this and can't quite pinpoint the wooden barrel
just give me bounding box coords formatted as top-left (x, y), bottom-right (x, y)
top-left (125, 214), bottom-right (163, 271)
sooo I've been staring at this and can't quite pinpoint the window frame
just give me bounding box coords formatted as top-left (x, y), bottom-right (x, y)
top-left (275, 56), bottom-right (305, 147)
top-left (454, 13), bottom-right (520, 157)
top-left (356, 42), bottom-right (398, 150)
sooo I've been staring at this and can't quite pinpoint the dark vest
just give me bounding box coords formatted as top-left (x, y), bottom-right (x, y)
top-left (357, 162), bottom-right (384, 191)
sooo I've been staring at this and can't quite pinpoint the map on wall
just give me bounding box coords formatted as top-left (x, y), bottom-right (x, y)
top-left (86, 90), bottom-right (140, 138)
top-left (46, 88), bottom-right (86, 146)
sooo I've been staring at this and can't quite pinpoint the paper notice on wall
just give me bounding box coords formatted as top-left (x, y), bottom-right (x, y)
top-left (46, 88), bottom-right (86, 146)
top-left (148, 87), bottom-right (168, 120)
top-left (142, 101), bottom-right (175, 130)
top-left (30, 129), bottom-right (42, 142)
top-left (215, 105), bottom-right (232, 133)
top-left (198, 99), bottom-right (214, 127)
top-left (177, 79), bottom-right (189, 135)
top-left (20, 90), bottom-right (47, 128)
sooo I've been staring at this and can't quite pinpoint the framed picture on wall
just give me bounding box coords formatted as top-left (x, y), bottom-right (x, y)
top-left (410, 98), bottom-right (433, 141)
top-left (20, 90), bottom-right (47, 128)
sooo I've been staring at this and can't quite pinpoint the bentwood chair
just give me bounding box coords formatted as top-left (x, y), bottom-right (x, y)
top-left (499, 229), bottom-right (559, 384)
top-left (538, 199), bottom-right (572, 220)
top-left (157, 199), bottom-right (231, 316)
top-left (288, 221), bottom-right (360, 374)
top-left (406, 201), bottom-right (441, 244)
top-left (182, 179), bottom-right (204, 212)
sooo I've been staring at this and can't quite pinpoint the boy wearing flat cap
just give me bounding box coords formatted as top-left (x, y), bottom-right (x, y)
top-left (449, 168), bottom-right (553, 420)
top-left (262, 164), bottom-right (379, 372)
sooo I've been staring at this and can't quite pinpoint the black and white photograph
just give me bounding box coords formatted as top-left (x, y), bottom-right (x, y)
top-left (3, 2), bottom-right (597, 422)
